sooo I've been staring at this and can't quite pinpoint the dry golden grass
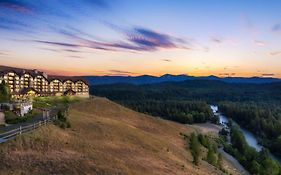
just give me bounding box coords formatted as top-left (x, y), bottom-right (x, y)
top-left (0, 97), bottom-right (224, 175)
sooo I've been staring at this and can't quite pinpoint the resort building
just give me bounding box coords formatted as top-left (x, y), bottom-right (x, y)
top-left (0, 65), bottom-right (89, 99)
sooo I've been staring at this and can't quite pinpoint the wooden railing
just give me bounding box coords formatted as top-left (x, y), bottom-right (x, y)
top-left (0, 117), bottom-right (55, 143)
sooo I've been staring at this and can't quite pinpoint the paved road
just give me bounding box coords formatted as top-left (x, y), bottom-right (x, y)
top-left (1, 109), bottom-right (58, 132)
top-left (0, 109), bottom-right (58, 144)
top-left (218, 148), bottom-right (250, 175)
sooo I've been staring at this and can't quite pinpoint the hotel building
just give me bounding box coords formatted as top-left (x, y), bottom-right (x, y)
top-left (0, 65), bottom-right (89, 99)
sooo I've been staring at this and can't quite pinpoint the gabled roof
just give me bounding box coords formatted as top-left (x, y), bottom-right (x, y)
top-left (48, 75), bottom-right (89, 85)
top-left (0, 65), bottom-right (47, 79)
top-left (0, 65), bottom-right (89, 85)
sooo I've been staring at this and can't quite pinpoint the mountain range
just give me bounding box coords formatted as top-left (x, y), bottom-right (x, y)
top-left (81, 74), bottom-right (281, 85)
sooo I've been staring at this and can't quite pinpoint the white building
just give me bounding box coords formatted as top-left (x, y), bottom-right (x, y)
top-left (14, 101), bottom-right (33, 117)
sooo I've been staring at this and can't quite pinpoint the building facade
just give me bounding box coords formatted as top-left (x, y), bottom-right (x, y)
top-left (0, 65), bottom-right (89, 99)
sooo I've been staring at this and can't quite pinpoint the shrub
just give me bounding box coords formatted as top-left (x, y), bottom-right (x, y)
top-left (4, 111), bottom-right (27, 124)
top-left (54, 110), bottom-right (71, 129)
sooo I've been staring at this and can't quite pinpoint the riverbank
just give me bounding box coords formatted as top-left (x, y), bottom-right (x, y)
top-left (211, 105), bottom-right (281, 164)
top-left (189, 123), bottom-right (250, 175)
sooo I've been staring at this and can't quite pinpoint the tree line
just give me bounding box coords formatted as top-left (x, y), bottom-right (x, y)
top-left (223, 126), bottom-right (281, 175)
top-left (120, 100), bottom-right (215, 124)
top-left (219, 102), bottom-right (281, 157)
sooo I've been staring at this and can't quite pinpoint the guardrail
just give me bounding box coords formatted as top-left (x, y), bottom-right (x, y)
top-left (0, 117), bottom-right (55, 143)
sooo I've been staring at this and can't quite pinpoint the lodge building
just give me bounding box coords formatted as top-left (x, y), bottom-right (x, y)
top-left (0, 65), bottom-right (89, 99)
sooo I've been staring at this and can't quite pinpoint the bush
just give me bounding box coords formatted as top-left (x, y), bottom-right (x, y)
top-left (54, 110), bottom-right (71, 129)
top-left (210, 114), bottom-right (220, 124)
top-left (4, 111), bottom-right (27, 124)
top-left (198, 134), bottom-right (210, 148)
top-left (4, 109), bottom-right (41, 124)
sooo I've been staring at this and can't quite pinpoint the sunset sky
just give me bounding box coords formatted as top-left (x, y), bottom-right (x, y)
top-left (0, 0), bottom-right (281, 77)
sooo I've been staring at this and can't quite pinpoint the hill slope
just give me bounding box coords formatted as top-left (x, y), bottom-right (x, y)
top-left (0, 97), bottom-right (225, 175)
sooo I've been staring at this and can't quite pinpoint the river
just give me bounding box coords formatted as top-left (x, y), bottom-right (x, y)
top-left (210, 105), bottom-right (281, 164)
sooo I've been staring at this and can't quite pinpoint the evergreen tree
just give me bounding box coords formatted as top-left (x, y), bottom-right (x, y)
top-left (207, 146), bottom-right (217, 166)
top-left (260, 158), bottom-right (280, 175)
top-left (0, 81), bottom-right (10, 102)
top-left (190, 133), bottom-right (200, 165)
top-left (249, 160), bottom-right (260, 174)
top-left (217, 153), bottom-right (223, 169)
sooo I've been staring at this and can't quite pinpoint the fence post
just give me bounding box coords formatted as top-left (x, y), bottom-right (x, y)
top-left (19, 126), bottom-right (22, 135)
top-left (33, 123), bottom-right (35, 129)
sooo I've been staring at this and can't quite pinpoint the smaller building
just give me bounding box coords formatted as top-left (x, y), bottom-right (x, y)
top-left (0, 100), bottom-right (33, 117)
top-left (13, 101), bottom-right (33, 117)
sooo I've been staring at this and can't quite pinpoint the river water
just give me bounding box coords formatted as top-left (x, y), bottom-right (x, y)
top-left (210, 105), bottom-right (281, 164)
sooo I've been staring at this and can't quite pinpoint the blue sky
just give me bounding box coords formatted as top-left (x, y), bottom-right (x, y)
top-left (0, 0), bottom-right (281, 77)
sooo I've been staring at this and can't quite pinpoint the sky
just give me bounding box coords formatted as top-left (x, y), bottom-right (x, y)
top-left (0, 0), bottom-right (281, 77)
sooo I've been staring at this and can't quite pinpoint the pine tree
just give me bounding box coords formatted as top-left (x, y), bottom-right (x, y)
top-left (0, 81), bottom-right (10, 102)
top-left (207, 146), bottom-right (217, 166)
top-left (190, 133), bottom-right (200, 165)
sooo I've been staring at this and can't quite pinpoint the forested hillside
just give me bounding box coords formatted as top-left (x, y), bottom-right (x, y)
top-left (91, 80), bottom-right (281, 157)
top-left (91, 80), bottom-right (281, 103)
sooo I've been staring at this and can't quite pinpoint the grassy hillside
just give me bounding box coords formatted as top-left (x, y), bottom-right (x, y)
top-left (0, 97), bottom-right (230, 175)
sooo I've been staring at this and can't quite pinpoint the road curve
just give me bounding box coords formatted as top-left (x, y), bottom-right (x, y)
top-left (218, 148), bottom-right (250, 175)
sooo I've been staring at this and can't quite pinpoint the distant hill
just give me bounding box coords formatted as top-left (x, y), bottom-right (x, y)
top-left (81, 74), bottom-right (281, 85)
top-left (0, 97), bottom-right (238, 175)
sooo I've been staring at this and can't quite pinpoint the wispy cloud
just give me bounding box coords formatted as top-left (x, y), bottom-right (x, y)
top-left (127, 27), bottom-right (183, 50)
top-left (1, 1), bottom-right (188, 54)
top-left (269, 51), bottom-right (281, 56)
top-left (210, 36), bottom-right (223, 43)
top-left (106, 69), bottom-right (136, 76)
top-left (68, 55), bottom-right (84, 59)
top-left (261, 73), bottom-right (274, 77)
top-left (82, 0), bottom-right (109, 9)
top-left (0, 0), bottom-right (109, 35)
top-left (254, 40), bottom-right (266, 46)
top-left (162, 59), bottom-right (171, 62)
top-left (63, 49), bottom-right (82, 53)
top-left (39, 48), bottom-right (61, 53)
top-left (0, 0), bottom-right (33, 14)
top-left (55, 25), bottom-right (188, 52)
top-left (241, 14), bottom-right (258, 37)
top-left (272, 23), bottom-right (281, 32)
top-left (219, 73), bottom-right (236, 77)
top-left (0, 17), bottom-right (30, 32)
top-left (34, 40), bottom-right (81, 48)
top-left (109, 70), bottom-right (134, 74)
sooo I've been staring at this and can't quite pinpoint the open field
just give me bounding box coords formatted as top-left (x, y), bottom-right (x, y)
top-left (191, 123), bottom-right (222, 135)
top-left (0, 97), bottom-right (230, 175)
